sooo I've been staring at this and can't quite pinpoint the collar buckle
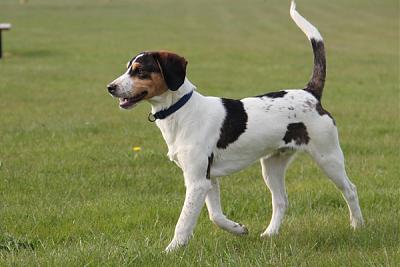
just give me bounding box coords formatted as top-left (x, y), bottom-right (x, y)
top-left (148, 113), bottom-right (157, 122)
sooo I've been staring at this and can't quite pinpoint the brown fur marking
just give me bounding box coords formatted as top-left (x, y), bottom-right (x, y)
top-left (130, 72), bottom-right (168, 99)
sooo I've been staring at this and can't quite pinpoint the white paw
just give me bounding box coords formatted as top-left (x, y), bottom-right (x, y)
top-left (164, 238), bottom-right (186, 253)
top-left (351, 216), bottom-right (365, 229)
top-left (260, 227), bottom-right (279, 238)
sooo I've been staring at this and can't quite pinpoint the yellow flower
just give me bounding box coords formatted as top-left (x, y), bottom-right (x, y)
top-left (132, 146), bottom-right (142, 152)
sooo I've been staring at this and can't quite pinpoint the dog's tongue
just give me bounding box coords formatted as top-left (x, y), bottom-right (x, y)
top-left (118, 91), bottom-right (147, 109)
top-left (119, 98), bottom-right (134, 108)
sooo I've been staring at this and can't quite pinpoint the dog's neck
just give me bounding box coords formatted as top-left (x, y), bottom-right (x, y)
top-left (147, 78), bottom-right (200, 162)
top-left (148, 78), bottom-right (197, 114)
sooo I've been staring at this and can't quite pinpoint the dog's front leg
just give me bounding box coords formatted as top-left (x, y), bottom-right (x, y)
top-left (165, 152), bottom-right (212, 253)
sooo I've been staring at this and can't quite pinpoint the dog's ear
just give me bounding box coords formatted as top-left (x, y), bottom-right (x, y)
top-left (152, 51), bottom-right (187, 91)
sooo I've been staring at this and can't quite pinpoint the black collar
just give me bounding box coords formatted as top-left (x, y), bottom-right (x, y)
top-left (148, 91), bottom-right (194, 122)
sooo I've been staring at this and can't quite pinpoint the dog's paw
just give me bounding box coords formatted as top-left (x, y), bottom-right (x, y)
top-left (260, 227), bottom-right (279, 238)
top-left (350, 216), bottom-right (365, 229)
top-left (232, 223), bottom-right (249, 235)
top-left (164, 239), bottom-right (186, 253)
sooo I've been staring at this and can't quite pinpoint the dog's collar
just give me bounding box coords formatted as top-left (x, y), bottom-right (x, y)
top-left (148, 90), bottom-right (194, 122)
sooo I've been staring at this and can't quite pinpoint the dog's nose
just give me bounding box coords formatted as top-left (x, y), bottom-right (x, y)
top-left (107, 84), bottom-right (117, 94)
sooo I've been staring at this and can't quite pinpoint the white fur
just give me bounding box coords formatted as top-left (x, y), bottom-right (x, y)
top-left (290, 0), bottom-right (323, 41)
top-left (111, 71), bottom-right (134, 98)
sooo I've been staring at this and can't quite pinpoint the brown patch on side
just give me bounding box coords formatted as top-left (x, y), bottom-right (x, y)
top-left (283, 122), bottom-right (310, 145)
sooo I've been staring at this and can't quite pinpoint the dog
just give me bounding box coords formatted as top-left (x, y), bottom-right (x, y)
top-left (107, 1), bottom-right (364, 252)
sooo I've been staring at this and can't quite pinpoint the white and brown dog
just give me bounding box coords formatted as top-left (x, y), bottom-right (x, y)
top-left (107, 1), bottom-right (364, 252)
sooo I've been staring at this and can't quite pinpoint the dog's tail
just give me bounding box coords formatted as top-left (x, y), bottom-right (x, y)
top-left (290, 1), bottom-right (326, 101)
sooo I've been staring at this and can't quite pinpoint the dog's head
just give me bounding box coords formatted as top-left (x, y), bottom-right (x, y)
top-left (107, 51), bottom-right (187, 109)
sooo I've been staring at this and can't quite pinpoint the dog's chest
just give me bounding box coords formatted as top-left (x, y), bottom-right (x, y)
top-left (155, 96), bottom-right (225, 166)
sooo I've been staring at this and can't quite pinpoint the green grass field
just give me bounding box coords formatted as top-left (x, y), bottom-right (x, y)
top-left (0, 0), bottom-right (398, 265)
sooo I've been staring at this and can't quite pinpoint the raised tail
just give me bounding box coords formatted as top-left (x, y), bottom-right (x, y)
top-left (290, 1), bottom-right (326, 101)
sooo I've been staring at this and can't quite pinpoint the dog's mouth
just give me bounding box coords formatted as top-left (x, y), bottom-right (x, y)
top-left (119, 91), bottom-right (148, 109)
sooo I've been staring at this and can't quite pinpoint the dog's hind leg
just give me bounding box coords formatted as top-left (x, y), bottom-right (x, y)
top-left (205, 178), bottom-right (249, 235)
top-left (307, 135), bottom-right (364, 229)
top-left (260, 149), bottom-right (296, 237)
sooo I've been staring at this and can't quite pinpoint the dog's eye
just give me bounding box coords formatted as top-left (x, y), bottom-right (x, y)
top-left (135, 68), bottom-right (145, 76)
top-left (128, 67), bottom-right (139, 76)
top-left (138, 71), bottom-right (151, 79)
top-left (131, 68), bottom-right (150, 79)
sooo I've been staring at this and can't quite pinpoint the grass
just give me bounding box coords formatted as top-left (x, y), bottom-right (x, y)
top-left (0, 0), bottom-right (399, 265)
